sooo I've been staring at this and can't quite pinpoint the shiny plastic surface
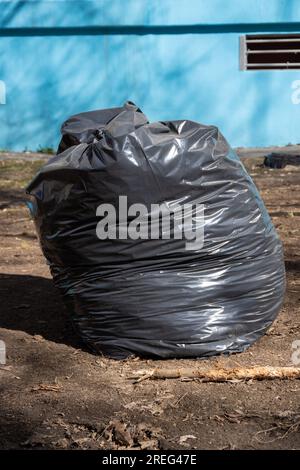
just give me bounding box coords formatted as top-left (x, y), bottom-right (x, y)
top-left (27, 102), bottom-right (286, 359)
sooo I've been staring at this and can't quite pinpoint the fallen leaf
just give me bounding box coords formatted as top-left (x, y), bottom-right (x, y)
top-left (31, 383), bottom-right (61, 392)
top-left (54, 438), bottom-right (69, 449)
top-left (179, 435), bottom-right (197, 444)
top-left (105, 420), bottom-right (133, 447)
top-left (32, 334), bottom-right (45, 342)
top-left (140, 439), bottom-right (158, 450)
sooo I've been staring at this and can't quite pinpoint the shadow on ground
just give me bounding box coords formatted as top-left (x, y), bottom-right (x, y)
top-left (0, 273), bottom-right (83, 350)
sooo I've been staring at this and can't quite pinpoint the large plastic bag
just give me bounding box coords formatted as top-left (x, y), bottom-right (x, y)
top-left (27, 102), bottom-right (285, 359)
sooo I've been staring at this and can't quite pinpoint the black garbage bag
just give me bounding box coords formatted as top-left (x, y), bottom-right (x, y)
top-left (27, 102), bottom-right (285, 359)
top-left (264, 152), bottom-right (300, 169)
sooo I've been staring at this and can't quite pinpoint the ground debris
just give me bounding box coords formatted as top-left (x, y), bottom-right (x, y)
top-left (0, 365), bottom-right (21, 380)
top-left (129, 366), bottom-right (300, 383)
top-left (211, 409), bottom-right (261, 424)
top-left (31, 383), bottom-right (62, 392)
top-left (178, 435), bottom-right (197, 445)
top-left (253, 414), bottom-right (300, 444)
top-left (103, 419), bottom-right (162, 450)
top-left (104, 419), bottom-right (134, 447)
top-left (32, 334), bottom-right (45, 342)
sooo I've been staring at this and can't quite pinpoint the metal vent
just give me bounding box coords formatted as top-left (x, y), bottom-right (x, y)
top-left (240, 34), bottom-right (300, 70)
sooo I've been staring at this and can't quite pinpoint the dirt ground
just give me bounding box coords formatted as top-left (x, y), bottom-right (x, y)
top-left (0, 150), bottom-right (299, 450)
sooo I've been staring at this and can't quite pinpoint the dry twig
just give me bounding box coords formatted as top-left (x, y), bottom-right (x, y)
top-left (128, 366), bottom-right (300, 383)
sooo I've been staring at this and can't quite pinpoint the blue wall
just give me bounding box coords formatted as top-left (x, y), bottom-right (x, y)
top-left (1, 0), bottom-right (300, 151)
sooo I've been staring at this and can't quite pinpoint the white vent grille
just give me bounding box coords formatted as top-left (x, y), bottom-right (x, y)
top-left (240, 34), bottom-right (300, 70)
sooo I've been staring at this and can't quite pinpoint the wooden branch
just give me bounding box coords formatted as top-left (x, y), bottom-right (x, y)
top-left (128, 366), bottom-right (300, 383)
